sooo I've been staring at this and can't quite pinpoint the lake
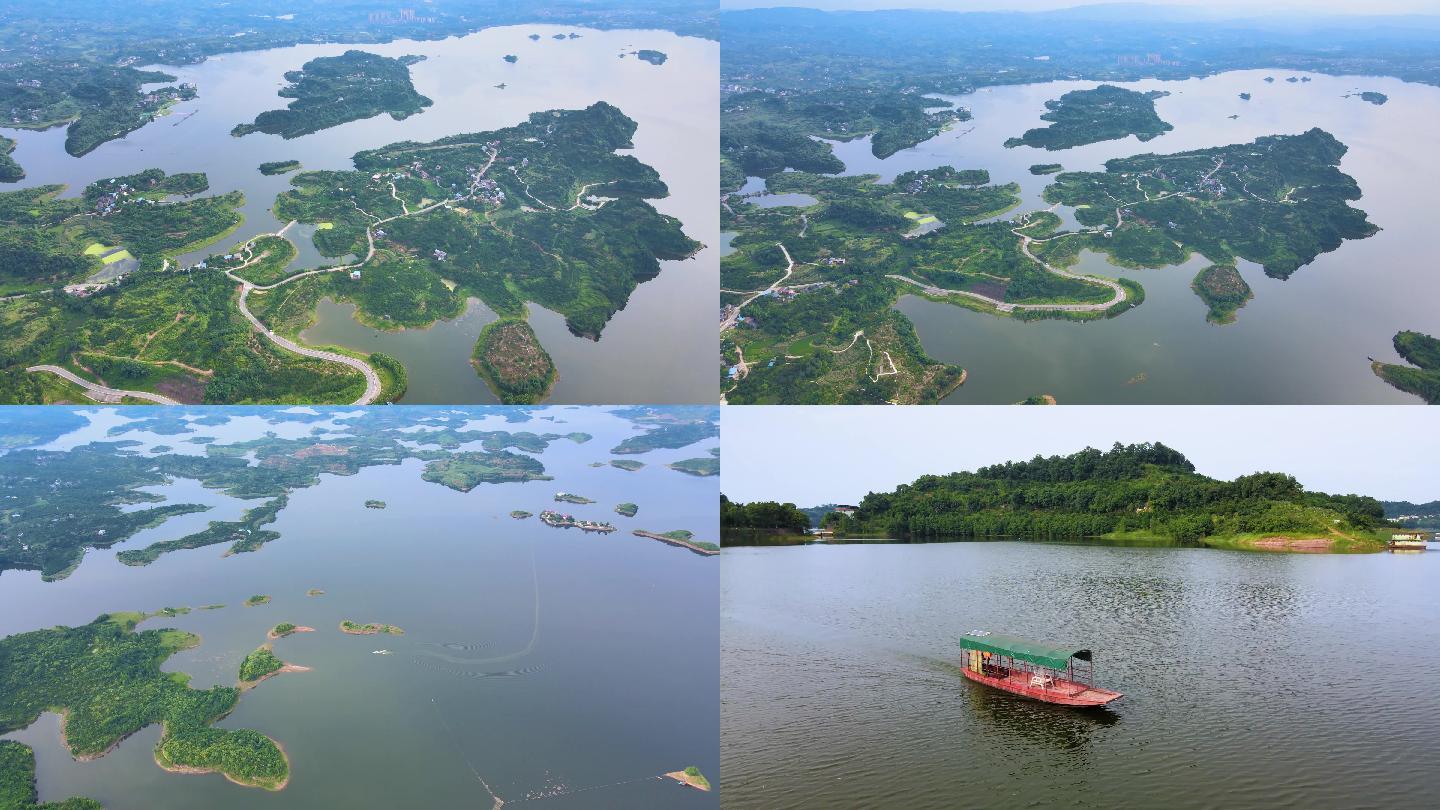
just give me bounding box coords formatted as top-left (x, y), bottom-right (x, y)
top-left (0, 24), bottom-right (718, 404)
top-left (721, 540), bottom-right (1440, 809)
top-left (0, 406), bottom-right (719, 808)
top-left (791, 70), bottom-right (1440, 403)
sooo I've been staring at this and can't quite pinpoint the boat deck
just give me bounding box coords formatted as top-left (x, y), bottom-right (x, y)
top-left (962, 666), bottom-right (1122, 707)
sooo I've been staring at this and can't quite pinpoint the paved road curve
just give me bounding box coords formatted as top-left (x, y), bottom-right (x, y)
top-left (235, 286), bottom-right (382, 405)
top-left (26, 365), bottom-right (180, 405)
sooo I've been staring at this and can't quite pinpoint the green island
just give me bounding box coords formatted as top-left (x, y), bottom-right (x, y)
top-left (1017, 394), bottom-right (1058, 405)
top-left (339, 620), bottom-right (403, 635)
top-left (1029, 163), bottom-right (1063, 176)
top-left (1004, 85), bottom-right (1173, 150)
top-left (723, 88), bottom-right (971, 187)
top-left (727, 442), bottom-right (1393, 553)
top-left (633, 529), bottom-right (720, 555)
top-left (609, 407), bottom-right (718, 454)
top-left (0, 612), bottom-right (290, 793)
top-left (1191, 264), bottom-right (1253, 324)
top-left (1372, 330), bottom-right (1440, 403)
top-left (258, 160), bottom-right (303, 176)
top-left (305, 589), bottom-right (325, 597)
top-left (539, 510), bottom-right (615, 533)
top-left (510, 510), bottom-right (533, 519)
top-left (1240, 92), bottom-right (1252, 101)
top-left (245, 595), bottom-right (271, 607)
top-left (554, 492), bottom-right (595, 505)
top-left (665, 766), bottom-right (712, 791)
top-left (421, 451), bottom-right (552, 491)
top-left (1043, 129), bottom-right (1379, 279)
top-left (199, 604), bottom-right (226, 611)
top-left (609, 459), bottom-right (646, 471)
top-left (365, 499), bottom-right (387, 509)
top-left (1346, 91), bottom-right (1389, 105)
top-left (635, 50), bottom-right (668, 66)
top-left (238, 646), bottom-right (284, 683)
top-left (615, 502), bottom-right (639, 517)
top-left (503, 54), bottom-right (518, 64)
top-left (267, 622), bottom-right (312, 639)
top-left (231, 51), bottom-right (431, 139)
top-left (0, 136), bottom-right (21, 184)
top-left (669, 457), bottom-right (719, 477)
top-left (472, 320), bottom-right (556, 404)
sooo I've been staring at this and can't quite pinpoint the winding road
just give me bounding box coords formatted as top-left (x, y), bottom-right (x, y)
top-left (26, 365), bottom-right (179, 405)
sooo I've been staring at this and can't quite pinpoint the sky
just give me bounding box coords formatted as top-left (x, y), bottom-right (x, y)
top-left (720, 1), bottom-right (1440, 15)
top-left (721, 406), bottom-right (1440, 505)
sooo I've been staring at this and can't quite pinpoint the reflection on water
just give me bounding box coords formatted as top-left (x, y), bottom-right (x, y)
top-left (0, 24), bottom-right (717, 404)
top-left (813, 70), bottom-right (1440, 403)
top-left (722, 541), bottom-right (1440, 809)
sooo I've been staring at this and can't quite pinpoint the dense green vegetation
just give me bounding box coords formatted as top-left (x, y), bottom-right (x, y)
top-left (669, 457), bottom-right (719, 477)
top-left (510, 510), bottom-right (533, 519)
top-left (609, 459), bottom-right (645, 471)
top-left (232, 51), bottom-right (432, 139)
top-left (258, 160), bottom-right (302, 176)
top-left (1191, 264), bottom-right (1253, 324)
top-left (1044, 128), bottom-right (1378, 279)
top-left (1005, 85), bottom-right (1172, 150)
top-left (635, 50), bottom-right (668, 66)
top-left (270, 623), bottom-right (298, 638)
top-left (722, 88), bottom-right (970, 190)
top-left (421, 451), bottom-right (551, 491)
top-left (472, 320), bottom-right (556, 404)
top-left (117, 496), bottom-right (288, 566)
top-left (365, 500), bottom-right (386, 509)
top-left (340, 621), bottom-right (402, 635)
top-left (720, 495), bottom-right (811, 535)
top-left (226, 236), bottom-right (299, 286)
top-left (555, 493), bottom-right (595, 505)
top-left (611, 423), bottom-right (718, 454)
top-left (0, 137), bottom-right (21, 184)
top-left (1029, 163), bottom-right (1063, 176)
top-left (820, 442), bottom-right (1392, 551)
top-left (1349, 91), bottom-right (1389, 105)
top-left (0, 740), bottom-right (102, 809)
top-left (1382, 500), bottom-right (1440, 530)
top-left (270, 102), bottom-right (698, 343)
top-left (615, 502), bottom-right (639, 517)
top-left (245, 595), bottom-right (271, 607)
top-left (238, 646), bottom-right (284, 682)
top-left (0, 613), bottom-right (289, 791)
top-left (1373, 330), bottom-right (1440, 404)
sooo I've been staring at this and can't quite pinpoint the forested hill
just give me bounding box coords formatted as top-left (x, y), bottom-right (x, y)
top-left (1382, 500), bottom-right (1440, 529)
top-left (843, 442), bottom-right (1389, 544)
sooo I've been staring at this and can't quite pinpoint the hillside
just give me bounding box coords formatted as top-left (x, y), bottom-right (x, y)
top-left (1382, 500), bottom-right (1440, 530)
top-left (840, 443), bottom-right (1392, 551)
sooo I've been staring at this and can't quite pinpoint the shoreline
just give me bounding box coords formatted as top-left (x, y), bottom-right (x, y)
top-left (633, 529), bottom-right (719, 556)
top-left (239, 662), bottom-right (313, 692)
top-left (154, 735), bottom-right (291, 791)
top-left (267, 625), bottom-right (316, 640)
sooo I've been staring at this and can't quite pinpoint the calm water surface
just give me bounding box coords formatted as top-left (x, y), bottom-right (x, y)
top-left (722, 541), bottom-right (1440, 809)
top-left (797, 70), bottom-right (1440, 403)
top-left (0, 26), bottom-right (718, 404)
top-left (1, 407), bottom-right (719, 808)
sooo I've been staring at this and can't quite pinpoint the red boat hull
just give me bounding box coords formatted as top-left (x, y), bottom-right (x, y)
top-left (962, 666), bottom-right (1122, 707)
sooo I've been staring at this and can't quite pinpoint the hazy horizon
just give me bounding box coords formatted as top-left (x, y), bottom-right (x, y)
top-left (721, 407), bottom-right (1440, 505)
top-left (720, 1), bottom-right (1440, 16)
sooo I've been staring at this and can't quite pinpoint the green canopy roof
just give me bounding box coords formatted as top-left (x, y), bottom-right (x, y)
top-left (960, 633), bottom-right (1091, 670)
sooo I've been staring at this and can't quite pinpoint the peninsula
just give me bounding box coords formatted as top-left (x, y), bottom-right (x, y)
top-left (0, 613), bottom-right (290, 792)
top-left (1372, 331), bottom-right (1440, 403)
top-left (742, 442), bottom-right (1394, 553)
top-left (232, 51), bottom-right (432, 139)
top-left (633, 529), bottom-right (720, 555)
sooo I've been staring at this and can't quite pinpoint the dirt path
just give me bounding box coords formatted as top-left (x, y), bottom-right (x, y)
top-left (721, 242), bottom-right (795, 332)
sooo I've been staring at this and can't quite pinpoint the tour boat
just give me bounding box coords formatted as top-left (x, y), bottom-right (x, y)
top-left (960, 632), bottom-right (1122, 708)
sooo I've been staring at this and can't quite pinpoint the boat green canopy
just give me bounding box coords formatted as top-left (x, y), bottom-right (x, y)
top-left (960, 633), bottom-right (1091, 670)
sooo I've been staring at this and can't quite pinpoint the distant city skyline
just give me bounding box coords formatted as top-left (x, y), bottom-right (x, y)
top-left (721, 407), bottom-right (1440, 505)
top-left (720, 1), bottom-right (1440, 16)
